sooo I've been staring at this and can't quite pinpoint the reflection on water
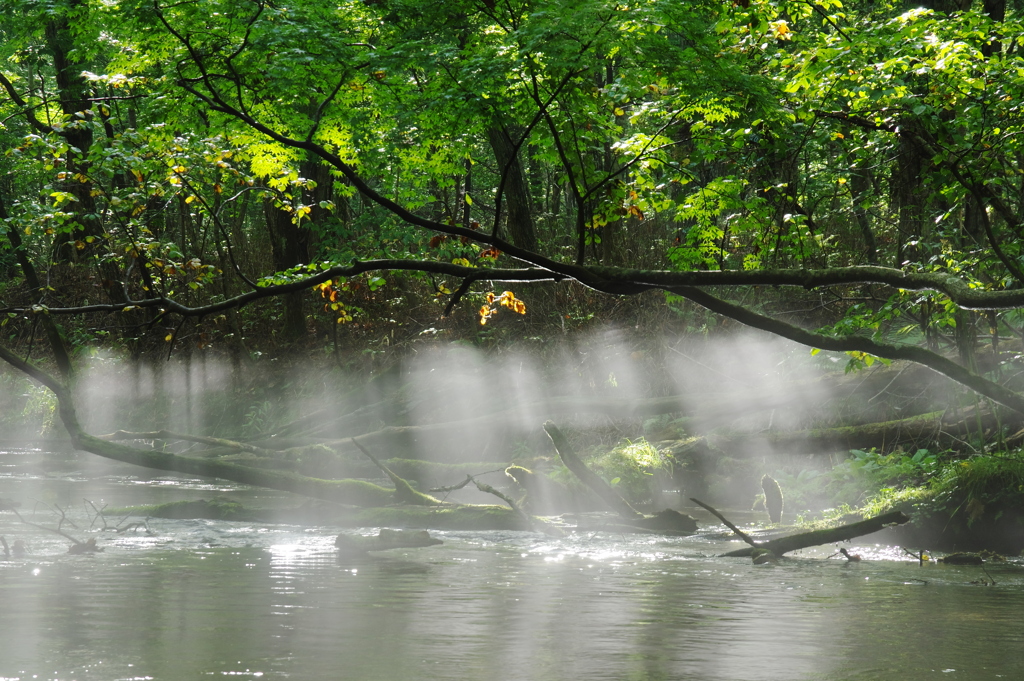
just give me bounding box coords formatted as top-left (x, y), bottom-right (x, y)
top-left (2, 453), bottom-right (1024, 681)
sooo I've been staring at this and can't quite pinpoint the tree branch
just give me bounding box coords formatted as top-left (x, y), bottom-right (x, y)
top-left (672, 286), bottom-right (1024, 414)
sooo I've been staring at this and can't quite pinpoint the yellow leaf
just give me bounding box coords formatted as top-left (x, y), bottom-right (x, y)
top-left (165, 334), bottom-right (173, 342)
top-left (613, 107), bottom-right (625, 116)
top-left (770, 20), bottom-right (792, 39)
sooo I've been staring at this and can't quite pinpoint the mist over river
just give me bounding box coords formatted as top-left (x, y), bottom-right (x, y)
top-left (2, 447), bottom-right (1022, 681)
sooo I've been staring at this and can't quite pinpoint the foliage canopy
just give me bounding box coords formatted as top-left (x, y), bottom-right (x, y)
top-left (4, 0), bottom-right (1024, 419)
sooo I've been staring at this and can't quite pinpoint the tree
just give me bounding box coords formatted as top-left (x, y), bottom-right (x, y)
top-left (4, 0), bottom-right (1024, 493)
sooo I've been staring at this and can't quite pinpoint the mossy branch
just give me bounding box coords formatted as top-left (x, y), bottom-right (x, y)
top-left (349, 438), bottom-right (443, 506)
top-left (543, 421), bottom-right (644, 521)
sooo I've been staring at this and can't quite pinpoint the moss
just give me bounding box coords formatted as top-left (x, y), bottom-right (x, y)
top-left (802, 452), bottom-right (1024, 553)
top-left (802, 410), bottom-right (944, 439)
top-left (114, 497), bottom-right (256, 521)
top-left (575, 437), bottom-right (672, 506)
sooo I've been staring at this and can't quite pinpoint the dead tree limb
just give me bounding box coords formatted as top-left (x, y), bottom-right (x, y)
top-left (99, 429), bottom-right (282, 456)
top-left (543, 421), bottom-right (644, 521)
top-left (429, 475), bottom-right (475, 494)
top-left (722, 510), bottom-right (911, 557)
top-left (467, 475), bottom-right (563, 535)
top-left (4, 505), bottom-right (99, 552)
top-left (349, 437), bottom-right (443, 506)
top-left (690, 498), bottom-right (758, 546)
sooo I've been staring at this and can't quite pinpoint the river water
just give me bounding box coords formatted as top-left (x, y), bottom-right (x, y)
top-left (2, 447), bottom-right (1023, 681)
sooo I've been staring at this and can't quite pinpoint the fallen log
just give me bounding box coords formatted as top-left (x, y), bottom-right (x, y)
top-left (721, 510), bottom-right (911, 557)
top-left (543, 421), bottom-right (644, 521)
top-left (544, 422), bottom-right (697, 534)
top-left (721, 404), bottom-right (1021, 455)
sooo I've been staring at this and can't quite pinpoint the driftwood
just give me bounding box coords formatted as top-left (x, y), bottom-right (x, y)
top-left (690, 498), bottom-right (758, 546)
top-left (2, 504), bottom-right (102, 554)
top-left (721, 509), bottom-right (911, 557)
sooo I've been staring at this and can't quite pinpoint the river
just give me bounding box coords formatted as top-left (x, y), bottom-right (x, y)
top-left (2, 446), bottom-right (1022, 681)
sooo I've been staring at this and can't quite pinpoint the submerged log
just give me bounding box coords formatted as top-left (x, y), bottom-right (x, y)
top-left (334, 528), bottom-right (443, 554)
top-left (722, 510), bottom-right (911, 557)
top-left (108, 498), bottom-right (555, 532)
top-left (938, 552), bottom-right (985, 565)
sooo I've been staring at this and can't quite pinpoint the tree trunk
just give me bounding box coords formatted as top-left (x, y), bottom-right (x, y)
top-left (263, 199), bottom-right (310, 341)
top-left (849, 165), bottom-right (878, 264)
top-left (487, 126), bottom-right (539, 251)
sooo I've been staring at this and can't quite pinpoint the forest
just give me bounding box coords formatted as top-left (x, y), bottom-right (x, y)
top-left (4, 0), bottom-right (1024, 556)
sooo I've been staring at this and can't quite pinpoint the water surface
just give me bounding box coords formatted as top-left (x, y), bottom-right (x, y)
top-left (2, 448), bottom-right (1022, 681)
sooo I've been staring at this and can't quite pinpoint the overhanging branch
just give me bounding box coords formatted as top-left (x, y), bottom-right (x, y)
top-left (0, 261), bottom-right (562, 317)
top-left (672, 286), bottom-right (1024, 415)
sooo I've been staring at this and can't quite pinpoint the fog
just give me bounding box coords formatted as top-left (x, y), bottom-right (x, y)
top-left (0, 322), bottom-right (962, 514)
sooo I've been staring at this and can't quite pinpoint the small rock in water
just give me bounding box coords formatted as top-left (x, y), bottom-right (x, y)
top-left (68, 537), bottom-right (102, 555)
top-left (939, 552), bottom-right (984, 565)
top-left (335, 529), bottom-right (443, 553)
